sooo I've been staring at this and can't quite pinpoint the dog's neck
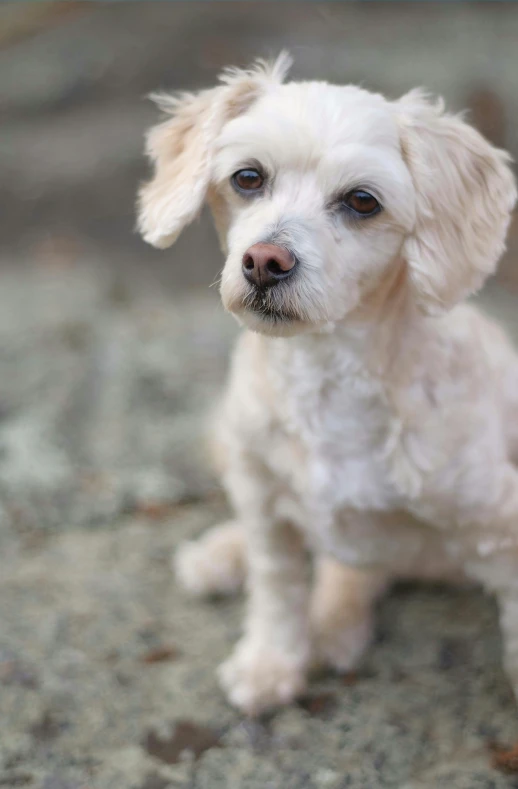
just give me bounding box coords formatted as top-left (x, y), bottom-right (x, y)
top-left (260, 257), bottom-right (425, 384)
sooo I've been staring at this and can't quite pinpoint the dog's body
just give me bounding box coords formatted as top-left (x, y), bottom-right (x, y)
top-left (138, 55), bottom-right (518, 715)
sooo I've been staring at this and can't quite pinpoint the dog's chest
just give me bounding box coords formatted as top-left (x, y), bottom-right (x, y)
top-left (261, 342), bottom-right (399, 513)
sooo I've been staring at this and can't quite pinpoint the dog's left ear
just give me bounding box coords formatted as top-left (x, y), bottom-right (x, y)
top-left (396, 91), bottom-right (516, 313)
top-left (137, 53), bottom-right (292, 249)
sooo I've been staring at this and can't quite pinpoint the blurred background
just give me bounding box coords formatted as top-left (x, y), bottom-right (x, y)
top-left (1, 4), bottom-right (518, 789)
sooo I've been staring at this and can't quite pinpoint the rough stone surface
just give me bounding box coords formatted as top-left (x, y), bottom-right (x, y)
top-left (0, 266), bottom-right (517, 788)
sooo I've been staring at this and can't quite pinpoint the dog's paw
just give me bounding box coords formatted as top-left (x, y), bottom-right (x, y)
top-left (312, 611), bottom-right (373, 674)
top-left (174, 521), bottom-right (245, 598)
top-left (218, 639), bottom-right (307, 715)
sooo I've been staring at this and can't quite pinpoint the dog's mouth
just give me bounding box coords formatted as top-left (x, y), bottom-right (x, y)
top-left (242, 289), bottom-right (299, 324)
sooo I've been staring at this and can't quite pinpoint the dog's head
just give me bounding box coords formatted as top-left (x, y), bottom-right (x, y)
top-left (138, 54), bottom-right (516, 336)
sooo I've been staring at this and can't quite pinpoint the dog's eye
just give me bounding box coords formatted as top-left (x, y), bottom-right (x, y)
top-left (342, 190), bottom-right (381, 217)
top-left (232, 169), bottom-right (264, 193)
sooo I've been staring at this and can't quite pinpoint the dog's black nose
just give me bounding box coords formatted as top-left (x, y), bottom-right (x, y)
top-left (242, 243), bottom-right (296, 288)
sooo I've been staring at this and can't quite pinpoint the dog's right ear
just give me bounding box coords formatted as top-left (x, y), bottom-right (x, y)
top-left (137, 53), bottom-right (292, 249)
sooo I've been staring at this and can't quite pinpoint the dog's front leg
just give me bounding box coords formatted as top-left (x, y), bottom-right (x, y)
top-left (311, 559), bottom-right (389, 673)
top-left (219, 515), bottom-right (311, 715)
top-left (496, 587), bottom-right (518, 699)
top-left (470, 567), bottom-right (518, 700)
top-left (458, 463), bottom-right (518, 700)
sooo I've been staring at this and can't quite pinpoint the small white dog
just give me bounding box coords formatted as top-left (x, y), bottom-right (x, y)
top-left (138, 54), bottom-right (518, 716)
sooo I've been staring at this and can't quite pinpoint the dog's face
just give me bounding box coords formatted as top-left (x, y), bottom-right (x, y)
top-left (212, 83), bottom-right (414, 334)
top-left (138, 55), bottom-right (516, 336)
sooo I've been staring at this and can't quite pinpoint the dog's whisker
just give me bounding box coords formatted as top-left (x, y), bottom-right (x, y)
top-left (209, 271), bottom-right (223, 290)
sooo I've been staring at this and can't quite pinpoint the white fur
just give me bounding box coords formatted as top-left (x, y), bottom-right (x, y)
top-left (138, 55), bottom-right (518, 715)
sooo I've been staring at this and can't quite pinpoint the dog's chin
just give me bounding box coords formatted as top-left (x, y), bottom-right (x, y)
top-left (236, 307), bottom-right (308, 337)
top-left (222, 292), bottom-right (308, 337)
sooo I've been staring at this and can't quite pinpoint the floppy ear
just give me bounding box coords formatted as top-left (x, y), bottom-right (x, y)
top-left (137, 53), bottom-right (292, 249)
top-left (396, 91), bottom-right (516, 313)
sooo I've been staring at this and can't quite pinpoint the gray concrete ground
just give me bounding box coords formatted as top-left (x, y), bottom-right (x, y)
top-left (2, 4), bottom-right (518, 788)
top-left (1, 267), bottom-right (518, 789)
